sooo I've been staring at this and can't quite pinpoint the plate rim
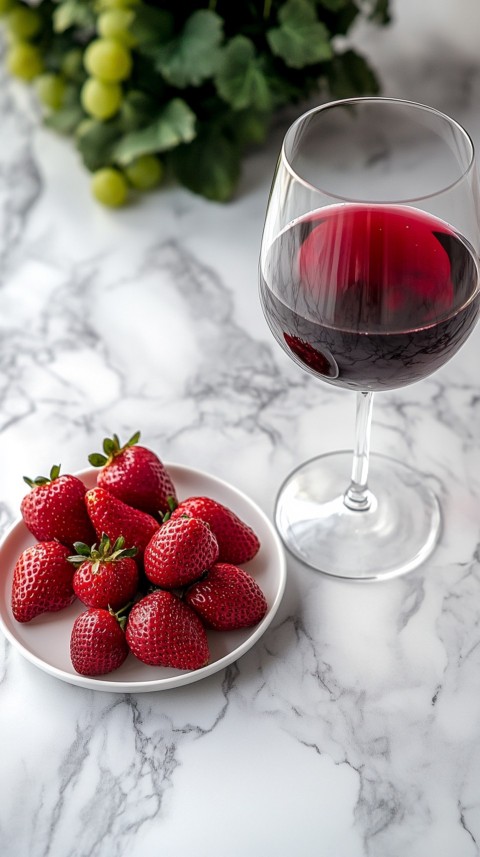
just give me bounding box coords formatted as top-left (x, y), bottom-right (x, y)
top-left (0, 462), bottom-right (286, 692)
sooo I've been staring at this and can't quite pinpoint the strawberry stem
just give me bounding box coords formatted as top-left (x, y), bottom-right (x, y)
top-left (88, 431), bottom-right (141, 468)
top-left (67, 532), bottom-right (138, 566)
top-left (23, 464), bottom-right (62, 489)
top-left (162, 495), bottom-right (178, 522)
top-left (110, 601), bottom-right (134, 631)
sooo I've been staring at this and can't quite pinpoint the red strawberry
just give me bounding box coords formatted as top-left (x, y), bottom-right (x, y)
top-left (126, 590), bottom-right (209, 670)
top-left (185, 562), bottom-right (268, 631)
top-left (89, 431), bottom-right (176, 517)
top-left (85, 487), bottom-right (159, 558)
top-left (70, 607), bottom-right (129, 676)
top-left (11, 541), bottom-right (74, 623)
top-left (170, 497), bottom-right (260, 565)
top-left (21, 465), bottom-right (95, 549)
top-left (69, 534), bottom-right (139, 610)
top-left (144, 517), bottom-right (219, 588)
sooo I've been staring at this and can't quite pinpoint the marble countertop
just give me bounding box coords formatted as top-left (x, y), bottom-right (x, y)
top-left (2, 2), bottom-right (480, 855)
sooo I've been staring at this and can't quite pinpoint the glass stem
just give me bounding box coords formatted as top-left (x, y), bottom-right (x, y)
top-left (344, 391), bottom-right (374, 512)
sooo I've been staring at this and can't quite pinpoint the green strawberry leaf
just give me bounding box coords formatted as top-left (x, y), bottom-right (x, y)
top-left (114, 547), bottom-right (138, 560)
top-left (267, 0), bottom-right (333, 69)
top-left (153, 10), bottom-right (223, 88)
top-left (23, 476), bottom-right (45, 488)
top-left (99, 532), bottom-right (112, 554)
top-left (24, 466), bottom-right (63, 487)
top-left (103, 437), bottom-right (116, 456)
top-left (90, 430), bottom-right (140, 469)
top-left (67, 554), bottom-right (88, 564)
top-left (88, 453), bottom-right (108, 467)
top-left (214, 36), bottom-right (272, 112)
top-left (163, 495), bottom-right (178, 522)
top-left (126, 431), bottom-right (141, 447)
top-left (112, 99), bottom-right (197, 166)
top-left (72, 541), bottom-right (92, 556)
top-left (111, 535), bottom-right (125, 552)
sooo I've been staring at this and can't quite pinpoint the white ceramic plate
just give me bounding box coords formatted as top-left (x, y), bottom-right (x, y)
top-left (0, 465), bottom-right (286, 692)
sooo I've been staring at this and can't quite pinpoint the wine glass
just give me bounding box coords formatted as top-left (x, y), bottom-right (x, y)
top-left (259, 97), bottom-right (480, 581)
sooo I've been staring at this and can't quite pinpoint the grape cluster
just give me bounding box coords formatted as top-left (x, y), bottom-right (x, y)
top-left (1, 0), bottom-right (163, 207)
top-left (0, 0), bottom-right (387, 206)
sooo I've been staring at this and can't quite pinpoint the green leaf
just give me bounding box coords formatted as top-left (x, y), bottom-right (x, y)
top-left (72, 541), bottom-right (92, 557)
top-left (112, 99), bottom-right (197, 166)
top-left (99, 532), bottom-right (111, 554)
top-left (367, 0), bottom-right (391, 23)
top-left (215, 36), bottom-right (272, 112)
top-left (267, 0), bottom-right (333, 68)
top-left (130, 6), bottom-right (174, 47)
top-left (103, 437), bottom-right (116, 456)
top-left (23, 475), bottom-right (48, 488)
top-left (111, 536), bottom-right (125, 552)
top-left (88, 452), bottom-right (108, 467)
top-left (170, 128), bottom-right (241, 202)
top-left (76, 120), bottom-right (120, 172)
top-left (127, 430), bottom-right (141, 447)
top-left (153, 10), bottom-right (223, 88)
top-left (233, 109), bottom-right (271, 146)
top-left (326, 49), bottom-right (379, 99)
top-left (53, 0), bottom-right (95, 33)
top-left (119, 91), bottom-right (157, 134)
top-left (44, 104), bottom-right (84, 134)
top-left (50, 464), bottom-right (61, 481)
top-left (115, 547), bottom-right (138, 559)
top-left (67, 555), bottom-right (87, 564)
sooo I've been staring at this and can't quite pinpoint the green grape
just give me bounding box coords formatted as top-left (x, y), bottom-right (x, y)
top-left (6, 41), bottom-right (44, 80)
top-left (91, 168), bottom-right (128, 207)
top-left (61, 48), bottom-right (84, 81)
top-left (125, 155), bottom-right (164, 191)
top-left (6, 6), bottom-right (41, 39)
top-left (97, 9), bottom-right (136, 47)
top-left (81, 77), bottom-right (122, 120)
top-left (35, 73), bottom-right (66, 111)
top-left (84, 38), bottom-right (132, 82)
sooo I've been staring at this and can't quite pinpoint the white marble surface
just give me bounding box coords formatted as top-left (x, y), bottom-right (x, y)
top-left (2, 2), bottom-right (480, 855)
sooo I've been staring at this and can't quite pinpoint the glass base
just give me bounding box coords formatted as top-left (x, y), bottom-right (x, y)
top-left (275, 451), bottom-right (441, 581)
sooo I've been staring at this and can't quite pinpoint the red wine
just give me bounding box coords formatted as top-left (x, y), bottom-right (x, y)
top-left (260, 204), bottom-right (480, 391)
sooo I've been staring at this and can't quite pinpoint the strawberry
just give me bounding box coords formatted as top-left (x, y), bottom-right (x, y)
top-left (126, 590), bottom-right (209, 670)
top-left (21, 465), bottom-right (95, 549)
top-left (70, 607), bottom-right (129, 676)
top-left (144, 516), bottom-right (219, 588)
top-left (85, 487), bottom-right (159, 558)
top-left (68, 533), bottom-right (139, 610)
top-left (169, 497), bottom-right (260, 565)
top-left (89, 431), bottom-right (176, 517)
top-left (185, 562), bottom-right (268, 631)
top-left (11, 541), bottom-right (75, 623)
